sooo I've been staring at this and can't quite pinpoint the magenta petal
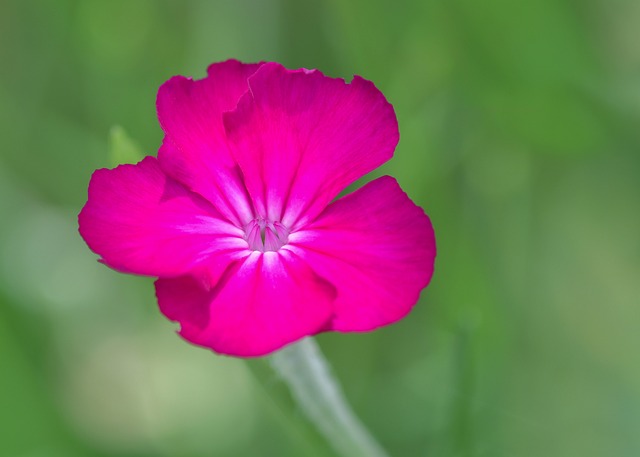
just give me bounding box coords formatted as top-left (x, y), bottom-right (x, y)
top-left (287, 176), bottom-right (436, 331)
top-left (155, 251), bottom-right (336, 357)
top-left (78, 157), bottom-right (249, 278)
top-left (223, 63), bottom-right (399, 229)
top-left (157, 60), bottom-right (263, 225)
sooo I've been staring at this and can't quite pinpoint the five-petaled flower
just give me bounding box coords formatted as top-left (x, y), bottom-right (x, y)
top-left (78, 60), bottom-right (436, 357)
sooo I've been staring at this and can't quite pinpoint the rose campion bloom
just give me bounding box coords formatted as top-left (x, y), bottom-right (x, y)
top-left (78, 60), bottom-right (436, 357)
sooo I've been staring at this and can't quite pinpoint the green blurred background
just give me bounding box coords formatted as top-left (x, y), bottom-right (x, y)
top-left (1, 0), bottom-right (639, 456)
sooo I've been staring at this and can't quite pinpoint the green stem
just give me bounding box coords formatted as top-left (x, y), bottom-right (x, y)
top-left (269, 338), bottom-right (390, 457)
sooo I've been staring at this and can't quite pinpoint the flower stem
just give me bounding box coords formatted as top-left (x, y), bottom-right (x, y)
top-left (269, 337), bottom-right (390, 457)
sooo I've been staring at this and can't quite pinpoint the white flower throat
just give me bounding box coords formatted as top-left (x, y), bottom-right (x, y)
top-left (244, 218), bottom-right (290, 252)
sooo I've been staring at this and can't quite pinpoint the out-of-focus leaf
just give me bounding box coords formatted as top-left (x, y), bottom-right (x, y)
top-left (109, 125), bottom-right (144, 167)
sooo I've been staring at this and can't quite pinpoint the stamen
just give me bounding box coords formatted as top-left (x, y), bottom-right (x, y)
top-left (264, 228), bottom-right (281, 252)
top-left (273, 221), bottom-right (289, 242)
top-left (246, 221), bottom-right (263, 251)
top-left (244, 218), bottom-right (289, 252)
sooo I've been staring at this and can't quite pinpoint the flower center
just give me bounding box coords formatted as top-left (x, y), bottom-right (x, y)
top-left (244, 219), bottom-right (289, 252)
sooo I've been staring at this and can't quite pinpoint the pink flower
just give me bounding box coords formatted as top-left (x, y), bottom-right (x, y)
top-left (78, 60), bottom-right (436, 357)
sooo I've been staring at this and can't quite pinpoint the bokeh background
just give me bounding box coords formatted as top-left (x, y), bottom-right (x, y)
top-left (1, 0), bottom-right (639, 456)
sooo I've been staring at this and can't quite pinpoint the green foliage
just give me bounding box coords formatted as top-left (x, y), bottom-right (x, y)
top-left (109, 125), bottom-right (144, 167)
